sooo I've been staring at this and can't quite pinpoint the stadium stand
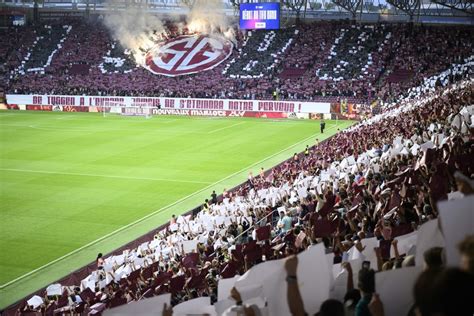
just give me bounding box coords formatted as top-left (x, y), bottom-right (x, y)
top-left (374, 24), bottom-right (474, 104)
top-left (4, 21), bottom-right (473, 104)
top-left (225, 28), bottom-right (296, 79)
top-left (8, 55), bottom-right (473, 315)
top-left (0, 26), bottom-right (36, 78)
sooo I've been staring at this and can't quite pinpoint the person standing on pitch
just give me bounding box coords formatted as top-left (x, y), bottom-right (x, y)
top-left (211, 190), bottom-right (217, 204)
top-left (320, 119), bottom-right (326, 133)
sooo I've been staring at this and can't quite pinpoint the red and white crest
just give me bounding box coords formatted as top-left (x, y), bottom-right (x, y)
top-left (144, 35), bottom-right (233, 77)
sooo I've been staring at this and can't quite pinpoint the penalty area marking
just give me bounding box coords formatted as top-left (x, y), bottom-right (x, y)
top-left (0, 124), bottom-right (338, 289)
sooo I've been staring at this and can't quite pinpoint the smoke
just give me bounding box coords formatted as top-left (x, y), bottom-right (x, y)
top-left (102, 5), bottom-right (165, 65)
top-left (102, 0), bottom-right (235, 66)
top-left (186, 0), bottom-right (233, 36)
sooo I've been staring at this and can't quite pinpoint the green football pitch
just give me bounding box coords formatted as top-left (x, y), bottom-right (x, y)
top-left (0, 110), bottom-right (354, 308)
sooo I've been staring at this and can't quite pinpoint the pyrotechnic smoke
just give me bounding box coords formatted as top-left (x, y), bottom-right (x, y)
top-left (186, 0), bottom-right (233, 37)
top-left (103, 5), bottom-right (165, 65)
top-left (103, 0), bottom-right (235, 66)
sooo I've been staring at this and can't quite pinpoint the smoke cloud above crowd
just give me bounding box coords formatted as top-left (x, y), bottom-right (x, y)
top-left (103, 0), bottom-right (235, 65)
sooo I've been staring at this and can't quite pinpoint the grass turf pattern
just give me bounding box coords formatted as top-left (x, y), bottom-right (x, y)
top-left (0, 110), bottom-right (354, 308)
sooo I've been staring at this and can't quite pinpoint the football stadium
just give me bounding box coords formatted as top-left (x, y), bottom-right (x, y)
top-left (0, 0), bottom-right (473, 315)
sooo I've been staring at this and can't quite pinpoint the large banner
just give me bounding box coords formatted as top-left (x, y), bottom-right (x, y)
top-left (5, 95), bottom-right (331, 114)
top-left (144, 35), bottom-right (233, 77)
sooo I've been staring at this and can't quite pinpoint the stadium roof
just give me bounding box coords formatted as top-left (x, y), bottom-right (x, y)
top-left (3, 0), bottom-right (473, 21)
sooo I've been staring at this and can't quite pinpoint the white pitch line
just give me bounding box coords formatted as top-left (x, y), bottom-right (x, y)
top-left (0, 168), bottom-right (212, 185)
top-left (207, 121), bottom-right (246, 134)
top-left (0, 124), bottom-right (340, 289)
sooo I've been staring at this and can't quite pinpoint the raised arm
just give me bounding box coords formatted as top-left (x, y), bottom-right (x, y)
top-left (285, 256), bottom-right (306, 316)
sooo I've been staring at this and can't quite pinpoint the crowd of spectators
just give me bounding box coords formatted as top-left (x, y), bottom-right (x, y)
top-left (0, 26), bottom-right (36, 78)
top-left (316, 24), bottom-right (387, 82)
top-left (11, 54), bottom-right (474, 315)
top-left (374, 24), bottom-right (473, 104)
top-left (224, 28), bottom-right (296, 79)
top-left (98, 42), bottom-right (136, 74)
top-left (20, 24), bottom-right (72, 73)
top-left (279, 23), bottom-right (472, 103)
top-left (3, 20), bottom-right (473, 104)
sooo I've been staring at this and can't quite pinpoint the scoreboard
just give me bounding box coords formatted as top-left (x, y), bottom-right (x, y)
top-left (239, 2), bottom-right (280, 30)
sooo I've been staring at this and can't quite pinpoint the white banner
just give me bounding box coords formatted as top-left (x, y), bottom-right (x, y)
top-left (6, 94), bottom-right (331, 114)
